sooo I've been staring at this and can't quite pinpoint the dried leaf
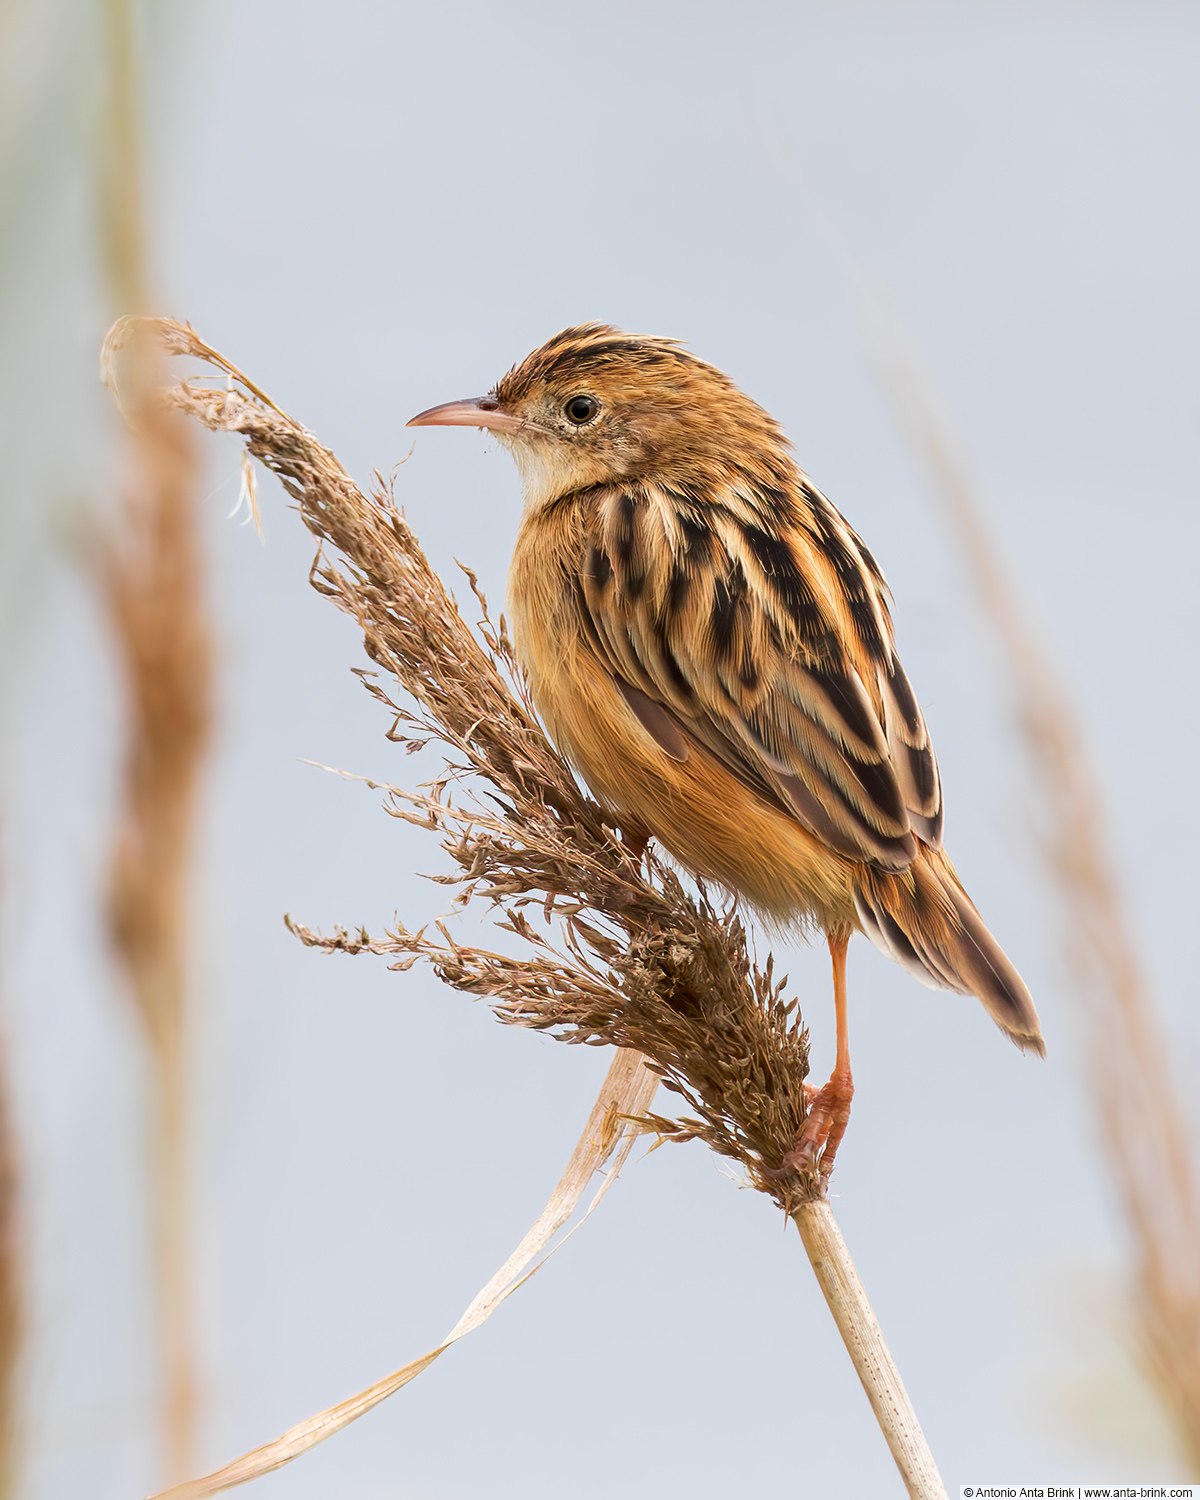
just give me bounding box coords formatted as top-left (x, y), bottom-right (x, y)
top-left (148, 1051), bottom-right (658, 1500)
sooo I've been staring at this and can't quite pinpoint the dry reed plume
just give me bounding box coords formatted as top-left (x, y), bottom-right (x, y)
top-left (874, 330), bottom-right (1200, 1470)
top-left (103, 315), bottom-right (948, 1500)
top-left (97, 0), bottom-right (212, 1477)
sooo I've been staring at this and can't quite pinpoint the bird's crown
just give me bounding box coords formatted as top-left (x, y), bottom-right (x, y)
top-left (493, 323), bottom-right (695, 405)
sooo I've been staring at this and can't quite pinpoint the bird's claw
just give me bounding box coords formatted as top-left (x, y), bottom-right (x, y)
top-left (786, 1071), bottom-right (855, 1179)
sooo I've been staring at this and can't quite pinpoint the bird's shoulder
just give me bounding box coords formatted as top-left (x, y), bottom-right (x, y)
top-left (570, 469), bottom-right (894, 673)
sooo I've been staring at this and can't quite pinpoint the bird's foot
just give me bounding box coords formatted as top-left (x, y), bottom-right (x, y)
top-left (785, 1068), bottom-right (854, 1180)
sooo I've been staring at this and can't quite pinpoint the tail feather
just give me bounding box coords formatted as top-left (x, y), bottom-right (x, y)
top-left (854, 848), bottom-right (1044, 1056)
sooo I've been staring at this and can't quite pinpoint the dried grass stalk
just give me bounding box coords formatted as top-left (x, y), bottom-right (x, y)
top-left (148, 1048), bottom-right (659, 1500)
top-left (0, 953), bottom-right (21, 1500)
top-left (98, 2), bottom-right (212, 1473)
top-left (103, 316), bottom-right (947, 1500)
top-left (873, 328), bottom-right (1200, 1469)
top-left (794, 1202), bottom-right (945, 1499)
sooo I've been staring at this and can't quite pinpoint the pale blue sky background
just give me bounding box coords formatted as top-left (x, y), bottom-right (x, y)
top-left (2, 2), bottom-right (1199, 1495)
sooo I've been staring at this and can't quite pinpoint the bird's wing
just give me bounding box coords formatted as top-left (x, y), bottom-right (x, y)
top-left (575, 483), bottom-right (942, 872)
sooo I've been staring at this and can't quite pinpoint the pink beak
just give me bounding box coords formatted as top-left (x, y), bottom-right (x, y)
top-left (406, 397), bottom-right (526, 435)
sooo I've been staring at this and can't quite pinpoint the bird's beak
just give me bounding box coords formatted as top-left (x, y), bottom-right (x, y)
top-left (406, 397), bottom-right (526, 435)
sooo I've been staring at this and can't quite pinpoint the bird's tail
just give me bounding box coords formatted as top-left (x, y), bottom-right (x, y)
top-left (853, 847), bottom-right (1044, 1055)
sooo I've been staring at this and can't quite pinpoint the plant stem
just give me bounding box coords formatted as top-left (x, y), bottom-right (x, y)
top-left (0, 1015), bottom-right (20, 1500)
top-left (793, 1200), bottom-right (947, 1500)
top-left (154, 1025), bottom-right (195, 1480)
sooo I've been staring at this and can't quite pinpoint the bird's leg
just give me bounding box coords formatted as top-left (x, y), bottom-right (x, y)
top-left (789, 928), bottom-right (855, 1178)
top-left (618, 820), bottom-right (651, 865)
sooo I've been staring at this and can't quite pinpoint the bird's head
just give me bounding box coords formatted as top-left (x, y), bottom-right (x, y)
top-left (407, 323), bottom-right (791, 508)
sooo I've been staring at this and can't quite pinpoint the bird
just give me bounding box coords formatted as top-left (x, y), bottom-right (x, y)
top-left (408, 323), bottom-right (1043, 1174)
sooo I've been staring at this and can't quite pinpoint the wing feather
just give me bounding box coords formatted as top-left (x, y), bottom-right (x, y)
top-left (577, 482), bottom-right (943, 872)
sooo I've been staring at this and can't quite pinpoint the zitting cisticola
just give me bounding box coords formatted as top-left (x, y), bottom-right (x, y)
top-left (409, 324), bottom-right (1043, 1173)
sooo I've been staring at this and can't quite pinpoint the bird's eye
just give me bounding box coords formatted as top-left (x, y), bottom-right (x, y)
top-left (564, 395), bottom-right (599, 425)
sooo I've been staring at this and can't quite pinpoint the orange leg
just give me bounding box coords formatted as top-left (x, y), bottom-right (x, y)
top-left (790, 928), bottom-right (855, 1178)
top-left (620, 822), bottom-right (651, 864)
